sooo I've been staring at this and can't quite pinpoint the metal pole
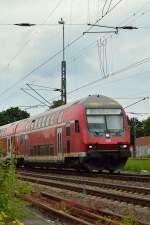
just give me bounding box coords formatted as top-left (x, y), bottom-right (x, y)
top-left (58, 18), bottom-right (66, 104)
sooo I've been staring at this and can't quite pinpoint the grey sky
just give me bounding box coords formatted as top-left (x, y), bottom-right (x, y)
top-left (0, 0), bottom-right (150, 119)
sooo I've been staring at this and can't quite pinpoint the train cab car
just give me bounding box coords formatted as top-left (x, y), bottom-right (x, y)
top-left (0, 95), bottom-right (131, 172)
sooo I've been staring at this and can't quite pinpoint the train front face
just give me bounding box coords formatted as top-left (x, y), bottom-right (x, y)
top-left (81, 96), bottom-right (131, 172)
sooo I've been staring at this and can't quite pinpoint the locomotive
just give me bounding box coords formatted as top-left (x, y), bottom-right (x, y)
top-left (0, 95), bottom-right (130, 172)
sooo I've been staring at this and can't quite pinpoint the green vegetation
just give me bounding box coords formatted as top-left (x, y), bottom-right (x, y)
top-left (0, 150), bottom-right (32, 224)
top-left (50, 100), bottom-right (64, 108)
top-left (0, 107), bottom-right (29, 126)
top-left (124, 158), bottom-right (150, 172)
top-left (121, 212), bottom-right (140, 225)
top-left (129, 117), bottom-right (150, 144)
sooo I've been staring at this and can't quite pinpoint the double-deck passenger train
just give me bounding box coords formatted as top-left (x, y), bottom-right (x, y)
top-left (0, 95), bottom-right (130, 172)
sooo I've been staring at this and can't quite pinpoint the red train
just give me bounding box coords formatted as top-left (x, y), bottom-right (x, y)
top-left (0, 95), bottom-right (130, 172)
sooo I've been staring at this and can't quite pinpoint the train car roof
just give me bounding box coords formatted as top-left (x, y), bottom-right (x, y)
top-left (79, 95), bottom-right (122, 109)
top-left (0, 95), bottom-right (122, 130)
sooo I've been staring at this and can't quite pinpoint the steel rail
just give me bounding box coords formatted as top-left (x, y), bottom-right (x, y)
top-left (19, 171), bottom-right (150, 195)
top-left (18, 167), bottom-right (150, 182)
top-left (19, 175), bottom-right (150, 207)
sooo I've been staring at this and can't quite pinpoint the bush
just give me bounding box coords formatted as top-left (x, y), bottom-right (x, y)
top-left (0, 149), bottom-right (32, 223)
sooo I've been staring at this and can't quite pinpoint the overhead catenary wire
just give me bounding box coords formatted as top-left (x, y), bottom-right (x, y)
top-left (21, 88), bottom-right (49, 107)
top-left (5, 0), bottom-right (64, 67)
top-left (124, 97), bottom-right (149, 109)
top-left (67, 55), bottom-right (150, 96)
top-left (0, 0), bottom-right (124, 100)
top-left (26, 83), bottom-right (51, 106)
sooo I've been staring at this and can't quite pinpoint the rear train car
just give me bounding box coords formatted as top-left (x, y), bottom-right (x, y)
top-left (0, 95), bottom-right (131, 172)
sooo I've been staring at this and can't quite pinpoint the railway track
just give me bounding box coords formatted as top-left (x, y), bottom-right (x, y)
top-left (19, 171), bottom-right (150, 195)
top-left (18, 167), bottom-right (150, 182)
top-left (21, 192), bottom-right (149, 225)
top-left (19, 171), bottom-right (150, 207)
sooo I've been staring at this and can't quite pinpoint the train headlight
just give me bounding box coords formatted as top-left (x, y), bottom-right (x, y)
top-left (89, 145), bottom-right (93, 149)
top-left (120, 144), bottom-right (127, 149)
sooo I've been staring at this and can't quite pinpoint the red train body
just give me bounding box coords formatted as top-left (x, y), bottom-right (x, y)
top-left (0, 95), bottom-right (130, 172)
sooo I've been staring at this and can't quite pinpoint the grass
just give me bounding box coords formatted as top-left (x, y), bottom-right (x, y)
top-left (124, 158), bottom-right (150, 172)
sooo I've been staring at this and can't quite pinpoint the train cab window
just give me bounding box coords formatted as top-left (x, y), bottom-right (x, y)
top-left (75, 120), bottom-right (80, 133)
top-left (58, 111), bottom-right (64, 124)
top-left (66, 121), bottom-right (70, 136)
top-left (50, 114), bottom-right (54, 126)
top-left (86, 108), bottom-right (124, 137)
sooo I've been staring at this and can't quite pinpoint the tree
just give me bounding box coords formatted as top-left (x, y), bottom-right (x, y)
top-left (0, 107), bottom-right (29, 126)
top-left (143, 117), bottom-right (150, 136)
top-left (128, 117), bottom-right (144, 144)
top-left (50, 100), bottom-right (64, 109)
top-left (128, 116), bottom-right (150, 144)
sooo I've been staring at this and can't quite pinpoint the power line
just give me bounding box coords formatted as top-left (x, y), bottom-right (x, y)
top-left (0, 0), bottom-right (124, 101)
top-left (67, 55), bottom-right (150, 95)
top-left (26, 83), bottom-right (51, 106)
top-left (4, 0), bottom-right (64, 68)
top-left (124, 97), bottom-right (149, 109)
top-left (21, 88), bottom-right (49, 107)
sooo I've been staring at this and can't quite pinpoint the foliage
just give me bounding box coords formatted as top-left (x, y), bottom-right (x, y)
top-left (124, 158), bottom-right (150, 172)
top-left (0, 107), bottom-right (29, 126)
top-left (50, 100), bottom-right (64, 109)
top-left (121, 212), bottom-right (139, 225)
top-left (128, 116), bottom-right (150, 144)
top-left (0, 150), bottom-right (32, 222)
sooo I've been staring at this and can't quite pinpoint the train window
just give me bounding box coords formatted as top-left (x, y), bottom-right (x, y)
top-left (75, 120), bottom-right (80, 133)
top-left (49, 144), bottom-right (54, 155)
top-left (39, 117), bottom-right (44, 128)
top-left (26, 121), bottom-right (30, 132)
top-left (66, 121), bottom-right (70, 136)
top-left (58, 111), bottom-right (64, 124)
top-left (33, 146), bottom-right (36, 156)
top-left (67, 140), bottom-right (70, 153)
top-left (37, 145), bottom-right (41, 156)
top-left (31, 120), bottom-right (35, 130)
top-left (106, 115), bottom-right (124, 132)
top-left (37, 117), bottom-right (43, 128)
top-left (86, 108), bottom-right (122, 115)
top-left (42, 116), bottom-right (47, 127)
top-left (40, 145), bottom-right (45, 155)
top-left (45, 145), bottom-right (49, 155)
top-left (30, 148), bottom-right (34, 156)
top-left (50, 114), bottom-right (54, 126)
top-left (45, 114), bottom-right (51, 127)
top-left (33, 119), bottom-right (37, 129)
top-left (34, 119), bottom-right (38, 129)
top-left (20, 135), bottom-right (24, 144)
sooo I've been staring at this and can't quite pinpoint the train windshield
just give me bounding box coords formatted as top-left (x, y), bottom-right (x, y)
top-left (86, 109), bottom-right (124, 137)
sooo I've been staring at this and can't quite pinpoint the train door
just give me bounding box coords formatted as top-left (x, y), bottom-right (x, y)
top-left (7, 136), bottom-right (12, 158)
top-left (57, 127), bottom-right (62, 160)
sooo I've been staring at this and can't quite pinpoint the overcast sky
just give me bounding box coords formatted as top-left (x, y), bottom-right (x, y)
top-left (0, 0), bottom-right (150, 119)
